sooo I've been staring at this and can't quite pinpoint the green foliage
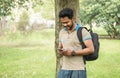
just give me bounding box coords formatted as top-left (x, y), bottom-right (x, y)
top-left (0, 0), bottom-right (14, 16)
top-left (80, 0), bottom-right (120, 38)
top-left (17, 10), bottom-right (29, 31)
top-left (32, 0), bottom-right (44, 8)
top-left (33, 0), bottom-right (55, 20)
top-left (80, 0), bottom-right (119, 23)
top-left (93, 27), bottom-right (108, 35)
top-left (0, 0), bottom-right (28, 16)
top-left (115, 25), bottom-right (120, 38)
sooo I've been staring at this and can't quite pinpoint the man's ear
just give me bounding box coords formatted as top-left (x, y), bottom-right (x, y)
top-left (72, 17), bottom-right (76, 23)
top-left (72, 17), bottom-right (76, 21)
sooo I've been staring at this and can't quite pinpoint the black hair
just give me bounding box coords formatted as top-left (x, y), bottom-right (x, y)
top-left (59, 8), bottom-right (74, 19)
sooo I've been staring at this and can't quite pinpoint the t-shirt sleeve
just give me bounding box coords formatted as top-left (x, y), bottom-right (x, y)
top-left (82, 28), bottom-right (92, 42)
top-left (59, 30), bottom-right (62, 43)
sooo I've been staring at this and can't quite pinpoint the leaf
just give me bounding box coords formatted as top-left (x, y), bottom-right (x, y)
top-left (117, 13), bottom-right (120, 17)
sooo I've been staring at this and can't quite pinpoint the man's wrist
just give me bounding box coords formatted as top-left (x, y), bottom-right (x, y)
top-left (71, 50), bottom-right (76, 56)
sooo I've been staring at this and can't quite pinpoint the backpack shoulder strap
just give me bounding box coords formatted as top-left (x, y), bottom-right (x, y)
top-left (77, 27), bottom-right (83, 44)
top-left (77, 27), bottom-right (88, 48)
top-left (77, 27), bottom-right (88, 64)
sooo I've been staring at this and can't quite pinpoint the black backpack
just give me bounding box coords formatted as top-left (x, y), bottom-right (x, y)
top-left (77, 27), bottom-right (100, 61)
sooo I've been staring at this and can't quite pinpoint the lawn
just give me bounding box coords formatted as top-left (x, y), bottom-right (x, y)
top-left (0, 29), bottom-right (120, 78)
top-left (0, 29), bottom-right (56, 78)
top-left (87, 39), bottom-right (120, 78)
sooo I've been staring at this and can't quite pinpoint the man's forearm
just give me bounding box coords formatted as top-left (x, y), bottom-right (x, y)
top-left (75, 47), bottom-right (94, 56)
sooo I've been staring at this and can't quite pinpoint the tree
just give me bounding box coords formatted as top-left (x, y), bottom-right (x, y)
top-left (0, 0), bottom-right (28, 36)
top-left (0, 0), bottom-right (29, 17)
top-left (54, 0), bottom-right (80, 77)
top-left (80, 0), bottom-right (120, 38)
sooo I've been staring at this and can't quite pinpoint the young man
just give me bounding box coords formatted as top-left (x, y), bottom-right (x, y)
top-left (57, 8), bottom-right (94, 78)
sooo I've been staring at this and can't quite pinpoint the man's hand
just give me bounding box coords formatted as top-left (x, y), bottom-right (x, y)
top-left (58, 49), bottom-right (72, 56)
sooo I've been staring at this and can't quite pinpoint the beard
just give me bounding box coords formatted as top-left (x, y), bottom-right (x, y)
top-left (66, 26), bottom-right (72, 30)
top-left (64, 22), bottom-right (74, 31)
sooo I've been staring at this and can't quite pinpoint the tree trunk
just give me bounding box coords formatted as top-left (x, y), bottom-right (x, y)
top-left (54, 0), bottom-right (80, 78)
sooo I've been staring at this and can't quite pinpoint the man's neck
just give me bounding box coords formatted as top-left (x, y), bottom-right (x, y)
top-left (68, 23), bottom-right (77, 33)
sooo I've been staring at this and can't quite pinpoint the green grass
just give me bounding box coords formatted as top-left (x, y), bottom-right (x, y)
top-left (0, 29), bottom-right (120, 78)
top-left (0, 29), bottom-right (56, 78)
top-left (87, 39), bottom-right (120, 78)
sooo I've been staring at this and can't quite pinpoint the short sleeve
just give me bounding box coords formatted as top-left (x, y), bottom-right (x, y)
top-left (59, 30), bottom-right (62, 43)
top-left (82, 28), bottom-right (92, 42)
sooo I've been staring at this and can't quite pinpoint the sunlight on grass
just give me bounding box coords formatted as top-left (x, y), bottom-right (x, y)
top-left (87, 39), bottom-right (120, 78)
top-left (0, 29), bottom-right (120, 78)
top-left (0, 29), bottom-right (56, 78)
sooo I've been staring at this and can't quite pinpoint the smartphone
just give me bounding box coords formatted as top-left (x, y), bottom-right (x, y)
top-left (57, 48), bottom-right (63, 51)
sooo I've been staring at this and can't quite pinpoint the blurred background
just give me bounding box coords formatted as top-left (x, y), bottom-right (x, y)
top-left (0, 0), bottom-right (120, 40)
top-left (0, 0), bottom-right (120, 78)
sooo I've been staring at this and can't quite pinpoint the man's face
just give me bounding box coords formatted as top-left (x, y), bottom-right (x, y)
top-left (60, 17), bottom-right (74, 30)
